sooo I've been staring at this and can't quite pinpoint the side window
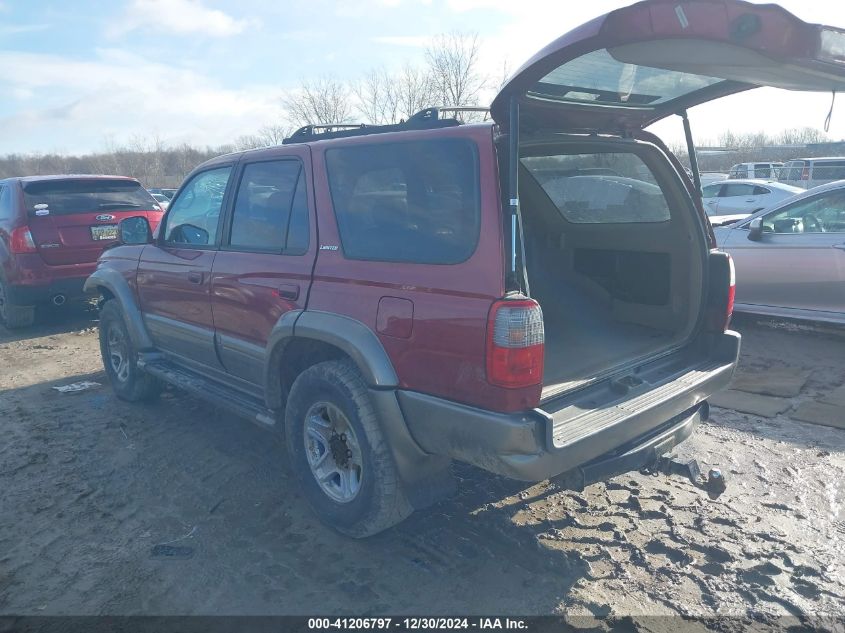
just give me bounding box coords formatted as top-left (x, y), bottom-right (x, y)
top-left (754, 164), bottom-right (772, 178)
top-left (813, 161), bottom-right (845, 181)
top-left (763, 191), bottom-right (845, 234)
top-left (721, 183), bottom-right (755, 197)
top-left (701, 184), bottom-right (722, 198)
top-left (163, 167), bottom-right (232, 246)
top-left (229, 160), bottom-right (309, 254)
top-left (782, 161), bottom-right (803, 180)
top-left (753, 186), bottom-right (772, 196)
top-left (326, 139), bottom-right (480, 264)
top-left (0, 185), bottom-right (9, 220)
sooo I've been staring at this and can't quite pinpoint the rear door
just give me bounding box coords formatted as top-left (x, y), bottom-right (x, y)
top-left (723, 187), bottom-right (845, 314)
top-left (22, 178), bottom-right (162, 265)
top-left (491, 0), bottom-right (845, 133)
top-left (137, 165), bottom-right (235, 368)
top-left (210, 147), bottom-right (316, 386)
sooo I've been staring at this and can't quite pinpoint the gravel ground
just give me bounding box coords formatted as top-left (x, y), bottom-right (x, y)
top-left (0, 306), bottom-right (843, 620)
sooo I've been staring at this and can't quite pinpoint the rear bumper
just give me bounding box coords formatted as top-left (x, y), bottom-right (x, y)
top-left (399, 331), bottom-right (740, 482)
top-left (5, 276), bottom-right (90, 305)
top-left (4, 255), bottom-right (96, 305)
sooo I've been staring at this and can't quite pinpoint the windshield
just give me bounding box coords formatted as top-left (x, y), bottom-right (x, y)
top-left (23, 179), bottom-right (156, 216)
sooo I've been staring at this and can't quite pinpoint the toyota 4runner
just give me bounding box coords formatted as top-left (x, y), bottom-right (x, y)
top-left (86, 0), bottom-right (845, 536)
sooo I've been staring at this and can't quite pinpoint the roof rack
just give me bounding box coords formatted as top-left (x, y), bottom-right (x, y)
top-left (281, 106), bottom-right (490, 144)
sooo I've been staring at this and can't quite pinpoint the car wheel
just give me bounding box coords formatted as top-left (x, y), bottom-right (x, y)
top-left (285, 359), bottom-right (412, 538)
top-left (0, 278), bottom-right (35, 329)
top-left (98, 300), bottom-right (160, 402)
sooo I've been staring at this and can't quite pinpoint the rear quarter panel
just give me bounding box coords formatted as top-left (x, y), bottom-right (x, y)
top-left (307, 125), bottom-right (536, 411)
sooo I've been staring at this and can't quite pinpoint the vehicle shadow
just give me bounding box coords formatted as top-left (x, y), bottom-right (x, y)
top-left (0, 300), bottom-right (98, 345)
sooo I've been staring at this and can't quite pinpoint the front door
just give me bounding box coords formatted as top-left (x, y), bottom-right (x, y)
top-left (724, 187), bottom-right (845, 315)
top-left (137, 165), bottom-right (235, 368)
top-left (210, 148), bottom-right (316, 385)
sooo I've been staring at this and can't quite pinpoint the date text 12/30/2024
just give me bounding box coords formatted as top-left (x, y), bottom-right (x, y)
top-left (308, 618), bottom-right (528, 630)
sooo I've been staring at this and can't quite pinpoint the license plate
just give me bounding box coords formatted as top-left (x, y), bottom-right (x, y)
top-left (91, 225), bottom-right (118, 241)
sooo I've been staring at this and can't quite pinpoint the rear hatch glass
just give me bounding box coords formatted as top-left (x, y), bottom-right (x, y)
top-left (23, 179), bottom-right (160, 265)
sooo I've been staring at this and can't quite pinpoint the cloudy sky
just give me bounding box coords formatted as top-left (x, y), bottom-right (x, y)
top-left (1, 0), bottom-right (844, 155)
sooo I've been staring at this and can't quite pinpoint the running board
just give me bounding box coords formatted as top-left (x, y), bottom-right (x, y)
top-left (140, 359), bottom-right (277, 429)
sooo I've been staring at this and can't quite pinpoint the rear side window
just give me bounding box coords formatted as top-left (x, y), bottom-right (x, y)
top-left (326, 139), bottom-right (480, 264)
top-left (701, 184), bottom-right (722, 198)
top-left (0, 185), bottom-right (10, 220)
top-left (753, 186), bottom-right (772, 196)
top-left (22, 179), bottom-right (155, 216)
top-left (229, 160), bottom-right (309, 254)
top-left (521, 152), bottom-right (671, 224)
top-left (164, 167), bottom-right (231, 246)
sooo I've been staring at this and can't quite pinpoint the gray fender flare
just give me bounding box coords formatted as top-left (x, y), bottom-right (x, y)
top-left (264, 310), bottom-right (399, 407)
top-left (83, 268), bottom-right (154, 351)
top-left (264, 310), bottom-right (451, 508)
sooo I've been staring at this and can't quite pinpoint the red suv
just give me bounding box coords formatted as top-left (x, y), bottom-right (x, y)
top-left (0, 176), bottom-right (164, 328)
top-left (85, 0), bottom-right (845, 536)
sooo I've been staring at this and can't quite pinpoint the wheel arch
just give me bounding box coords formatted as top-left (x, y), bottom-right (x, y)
top-left (84, 267), bottom-right (154, 350)
top-left (264, 310), bottom-right (399, 409)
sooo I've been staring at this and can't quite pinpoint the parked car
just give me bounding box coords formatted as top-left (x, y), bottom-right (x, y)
top-left (778, 157), bottom-right (845, 189)
top-left (85, 0), bottom-right (845, 536)
top-left (714, 180), bottom-right (845, 324)
top-left (728, 162), bottom-right (783, 179)
top-left (0, 176), bottom-right (164, 328)
top-left (701, 179), bottom-right (803, 226)
top-left (150, 192), bottom-right (170, 210)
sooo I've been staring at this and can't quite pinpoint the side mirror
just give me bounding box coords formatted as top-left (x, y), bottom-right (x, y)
top-left (747, 217), bottom-right (764, 241)
top-left (118, 216), bottom-right (153, 245)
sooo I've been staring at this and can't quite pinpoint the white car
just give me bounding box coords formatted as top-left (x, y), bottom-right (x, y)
top-left (701, 179), bottom-right (802, 226)
top-left (150, 192), bottom-right (170, 210)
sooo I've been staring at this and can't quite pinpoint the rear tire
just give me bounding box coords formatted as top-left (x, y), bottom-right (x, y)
top-left (98, 300), bottom-right (160, 402)
top-left (0, 279), bottom-right (34, 329)
top-left (285, 359), bottom-right (412, 538)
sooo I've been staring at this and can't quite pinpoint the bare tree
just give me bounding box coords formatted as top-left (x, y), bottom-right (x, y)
top-left (425, 31), bottom-right (485, 108)
top-left (395, 63), bottom-right (436, 119)
top-left (353, 67), bottom-right (401, 125)
top-left (282, 76), bottom-right (353, 126)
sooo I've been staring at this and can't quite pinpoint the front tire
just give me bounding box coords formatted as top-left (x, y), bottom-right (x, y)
top-left (98, 300), bottom-right (160, 402)
top-left (285, 360), bottom-right (412, 537)
top-left (0, 279), bottom-right (35, 329)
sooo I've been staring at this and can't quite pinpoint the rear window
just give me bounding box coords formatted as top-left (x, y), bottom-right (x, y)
top-left (325, 139), bottom-right (480, 264)
top-left (781, 161), bottom-right (805, 180)
top-left (23, 179), bottom-right (155, 216)
top-left (521, 152), bottom-right (671, 224)
top-left (529, 48), bottom-right (722, 107)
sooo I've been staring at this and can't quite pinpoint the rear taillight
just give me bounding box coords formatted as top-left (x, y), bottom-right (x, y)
top-left (9, 226), bottom-right (37, 254)
top-left (706, 251), bottom-right (735, 333)
top-left (486, 299), bottom-right (545, 388)
top-left (801, 166), bottom-right (810, 180)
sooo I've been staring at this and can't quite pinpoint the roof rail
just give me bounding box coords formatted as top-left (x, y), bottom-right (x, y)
top-left (281, 106), bottom-right (490, 144)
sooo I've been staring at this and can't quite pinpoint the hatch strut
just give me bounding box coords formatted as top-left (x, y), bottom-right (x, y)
top-left (508, 96), bottom-right (530, 296)
top-left (680, 110), bottom-right (702, 198)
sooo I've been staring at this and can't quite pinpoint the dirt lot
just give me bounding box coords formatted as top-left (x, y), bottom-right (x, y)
top-left (0, 306), bottom-right (843, 620)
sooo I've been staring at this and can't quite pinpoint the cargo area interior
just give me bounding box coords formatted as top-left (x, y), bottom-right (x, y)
top-left (517, 140), bottom-right (704, 400)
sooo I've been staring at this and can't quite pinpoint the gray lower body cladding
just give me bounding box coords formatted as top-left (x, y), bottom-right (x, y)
top-left (398, 331), bottom-right (739, 482)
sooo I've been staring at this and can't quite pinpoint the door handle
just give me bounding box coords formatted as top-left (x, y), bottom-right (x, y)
top-left (745, 198), bottom-right (756, 202)
top-left (187, 271), bottom-right (204, 284)
top-left (276, 284), bottom-right (300, 301)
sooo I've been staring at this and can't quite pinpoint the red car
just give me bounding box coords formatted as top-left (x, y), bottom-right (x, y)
top-left (86, 0), bottom-right (845, 536)
top-left (0, 175), bottom-right (164, 328)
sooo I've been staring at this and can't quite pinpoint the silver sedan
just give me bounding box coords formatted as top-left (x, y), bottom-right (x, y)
top-left (714, 180), bottom-right (845, 325)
